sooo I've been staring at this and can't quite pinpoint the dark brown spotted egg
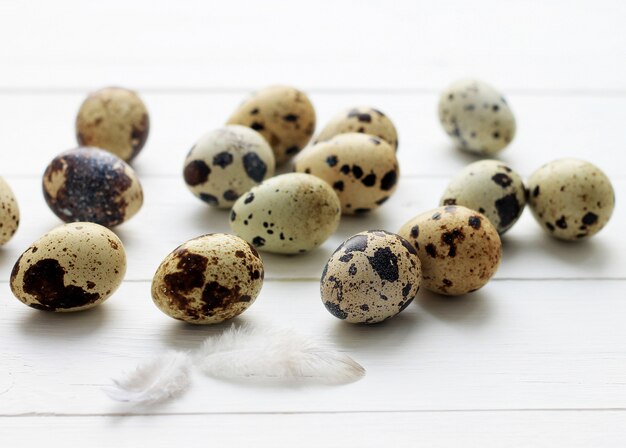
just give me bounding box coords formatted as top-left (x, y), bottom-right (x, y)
top-left (230, 173), bottom-right (341, 254)
top-left (183, 125), bottom-right (275, 208)
top-left (226, 85), bottom-right (316, 164)
top-left (438, 79), bottom-right (516, 156)
top-left (321, 230), bottom-right (421, 324)
top-left (294, 133), bottom-right (399, 214)
top-left (314, 106), bottom-right (398, 150)
top-left (0, 177), bottom-right (19, 245)
top-left (10, 222), bottom-right (126, 312)
top-left (398, 205), bottom-right (501, 296)
top-left (527, 158), bottom-right (615, 241)
top-left (151, 233), bottom-right (264, 324)
top-left (441, 160), bottom-right (526, 234)
top-left (42, 147), bottom-right (143, 228)
top-left (76, 87), bottom-right (149, 162)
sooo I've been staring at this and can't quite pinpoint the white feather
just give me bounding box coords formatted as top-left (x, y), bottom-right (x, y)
top-left (194, 324), bottom-right (365, 384)
top-left (103, 351), bottom-right (192, 403)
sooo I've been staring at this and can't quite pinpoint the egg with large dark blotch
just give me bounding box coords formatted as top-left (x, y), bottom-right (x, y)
top-left (42, 147), bottom-right (143, 227)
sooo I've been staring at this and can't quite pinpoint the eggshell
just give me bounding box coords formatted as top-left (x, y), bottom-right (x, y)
top-left (440, 159), bottom-right (526, 234)
top-left (10, 222), bottom-right (126, 312)
top-left (398, 205), bottom-right (501, 296)
top-left (315, 106), bottom-right (398, 150)
top-left (229, 173), bottom-right (341, 254)
top-left (294, 133), bottom-right (399, 214)
top-left (76, 87), bottom-right (149, 162)
top-left (42, 147), bottom-right (143, 227)
top-left (151, 233), bottom-right (264, 324)
top-left (321, 230), bottom-right (421, 324)
top-left (183, 125), bottom-right (275, 208)
top-left (438, 79), bottom-right (516, 155)
top-left (226, 85), bottom-right (316, 164)
top-left (0, 177), bottom-right (19, 245)
top-left (527, 158), bottom-right (615, 241)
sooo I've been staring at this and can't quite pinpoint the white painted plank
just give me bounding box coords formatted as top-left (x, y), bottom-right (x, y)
top-left (1, 279), bottom-right (626, 415)
top-left (1, 1), bottom-right (625, 91)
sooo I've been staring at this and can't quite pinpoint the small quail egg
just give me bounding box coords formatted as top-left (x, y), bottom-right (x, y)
top-left (151, 233), bottom-right (264, 324)
top-left (315, 106), bottom-right (398, 150)
top-left (0, 177), bottom-right (19, 245)
top-left (42, 147), bottom-right (143, 227)
top-left (438, 79), bottom-right (516, 155)
top-left (229, 173), bottom-right (341, 254)
top-left (76, 87), bottom-right (149, 162)
top-left (294, 133), bottom-right (399, 214)
top-left (10, 222), bottom-right (126, 312)
top-left (398, 205), bottom-right (501, 296)
top-left (226, 85), bottom-right (316, 164)
top-left (527, 158), bottom-right (615, 241)
top-left (441, 160), bottom-right (526, 234)
top-left (183, 125), bottom-right (276, 208)
top-left (321, 230), bottom-right (421, 324)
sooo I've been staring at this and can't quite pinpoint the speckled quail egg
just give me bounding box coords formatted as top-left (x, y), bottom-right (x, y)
top-left (527, 158), bottom-right (615, 241)
top-left (438, 79), bottom-right (516, 155)
top-left (314, 106), bottom-right (398, 150)
top-left (10, 222), bottom-right (126, 312)
top-left (440, 160), bottom-right (526, 234)
top-left (294, 133), bottom-right (399, 214)
top-left (76, 87), bottom-right (149, 162)
top-left (321, 230), bottom-right (421, 324)
top-left (0, 177), bottom-right (19, 245)
top-left (151, 233), bottom-right (264, 324)
top-left (226, 85), bottom-right (316, 164)
top-left (42, 147), bottom-right (143, 227)
top-left (229, 173), bottom-right (341, 254)
top-left (398, 205), bottom-right (501, 296)
top-left (183, 125), bottom-right (276, 208)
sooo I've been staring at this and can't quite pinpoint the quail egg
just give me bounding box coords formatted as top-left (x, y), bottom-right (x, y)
top-left (0, 177), bottom-right (19, 245)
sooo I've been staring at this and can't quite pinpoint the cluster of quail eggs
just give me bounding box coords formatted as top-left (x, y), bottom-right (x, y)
top-left (0, 78), bottom-right (616, 330)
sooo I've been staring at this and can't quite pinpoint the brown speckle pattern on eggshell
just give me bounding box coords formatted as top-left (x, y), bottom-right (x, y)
top-left (0, 177), bottom-right (20, 245)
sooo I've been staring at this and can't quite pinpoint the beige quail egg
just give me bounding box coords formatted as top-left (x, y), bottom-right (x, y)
top-left (441, 159), bottom-right (526, 234)
top-left (76, 87), bottom-right (149, 162)
top-left (398, 205), bottom-right (501, 296)
top-left (226, 85), bottom-right (316, 164)
top-left (0, 177), bottom-right (19, 245)
top-left (10, 222), bottom-right (126, 311)
top-left (527, 158), bottom-right (615, 241)
top-left (315, 106), bottom-right (398, 150)
top-left (183, 125), bottom-right (276, 208)
top-left (321, 230), bottom-right (421, 324)
top-left (294, 133), bottom-right (399, 214)
top-left (438, 79), bottom-right (516, 155)
top-left (151, 233), bottom-right (264, 324)
top-left (229, 173), bottom-right (341, 254)
top-left (42, 147), bottom-right (143, 227)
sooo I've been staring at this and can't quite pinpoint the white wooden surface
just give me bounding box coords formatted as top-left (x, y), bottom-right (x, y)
top-left (1, 1), bottom-right (625, 446)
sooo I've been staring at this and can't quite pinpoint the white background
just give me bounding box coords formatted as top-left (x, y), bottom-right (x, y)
top-left (0, 1), bottom-right (625, 446)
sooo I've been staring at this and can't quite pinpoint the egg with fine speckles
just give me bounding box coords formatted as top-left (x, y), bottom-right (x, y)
top-left (321, 230), bottom-right (421, 324)
top-left (76, 87), bottom-right (149, 162)
top-left (440, 160), bottom-right (526, 234)
top-left (527, 158), bottom-right (615, 241)
top-left (42, 147), bottom-right (143, 228)
top-left (438, 79), bottom-right (516, 155)
top-left (398, 205), bottom-right (501, 296)
top-left (183, 125), bottom-right (275, 208)
top-left (226, 85), bottom-right (316, 164)
top-left (229, 173), bottom-right (341, 254)
top-left (151, 233), bottom-right (264, 324)
top-left (294, 133), bottom-right (399, 214)
top-left (10, 222), bottom-right (126, 312)
top-left (314, 106), bottom-right (398, 150)
top-left (0, 177), bottom-right (20, 245)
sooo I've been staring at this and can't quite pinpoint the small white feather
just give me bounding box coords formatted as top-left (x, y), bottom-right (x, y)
top-left (103, 351), bottom-right (192, 403)
top-left (194, 324), bottom-right (365, 384)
